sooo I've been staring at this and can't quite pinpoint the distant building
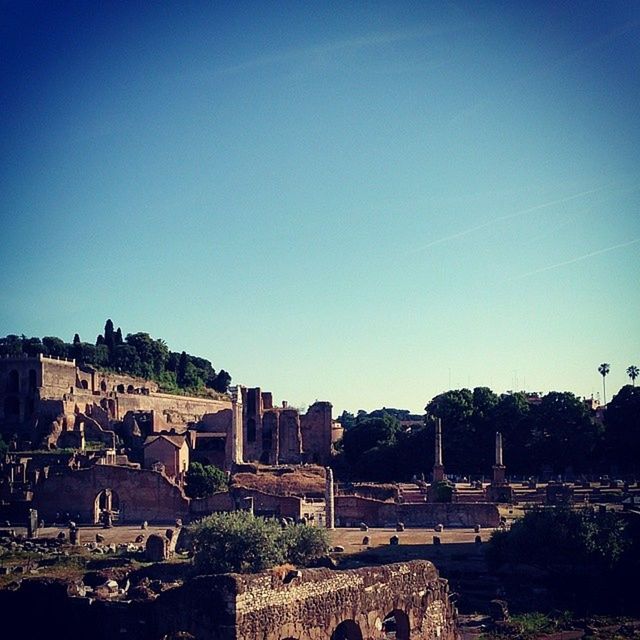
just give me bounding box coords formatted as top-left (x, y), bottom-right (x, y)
top-left (144, 434), bottom-right (190, 484)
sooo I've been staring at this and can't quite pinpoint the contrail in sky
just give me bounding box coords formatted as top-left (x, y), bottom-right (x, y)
top-left (510, 238), bottom-right (640, 281)
top-left (412, 186), bottom-right (608, 252)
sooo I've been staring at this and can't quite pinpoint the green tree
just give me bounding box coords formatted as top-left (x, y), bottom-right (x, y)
top-left (492, 392), bottom-right (531, 474)
top-left (112, 344), bottom-right (142, 376)
top-left (22, 336), bottom-right (44, 357)
top-left (280, 523), bottom-right (330, 566)
top-left (177, 351), bottom-right (189, 386)
top-left (598, 363), bottom-right (610, 405)
top-left (212, 369), bottom-right (231, 393)
top-left (104, 319), bottom-right (115, 362)
top-left (529, 391), bottom-right (601, 474)
top-left (185, 462), bottom-right (228, 498)
top-left (341, 414), bottom-right (400, 465)
top-left (42, 336), bottom-right (67, 358)
top-left (604, 385), bottom-right (640, 474)
top-left (0, 335), bottom-right (23, 357)
top-left (627, 365), bottom-right (639, 386)
top-left (425, 388), bottom-right (475, 473)
top-left (125, 332), bottom-right (169, 379)
top-left (190, 511), bottom-right (285, 573)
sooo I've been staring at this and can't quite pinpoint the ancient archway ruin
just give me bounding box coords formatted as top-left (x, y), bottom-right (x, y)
top-left (94, 488), bottom-right (120, 524)
top-left (382, 610), bottom-right (410, 640)
top-left (331, 620), bottom-right (363, 640)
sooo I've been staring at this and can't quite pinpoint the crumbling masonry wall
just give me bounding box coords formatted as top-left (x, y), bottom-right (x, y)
top-left (33, 464), bottom-right (189, 524)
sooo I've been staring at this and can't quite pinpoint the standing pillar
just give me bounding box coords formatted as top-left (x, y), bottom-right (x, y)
top-left (493, 432), bottom-right (506, 484)
top-left (432, 418), bottom-right (445, 482)
top-left (325, 467), bottom-right (335, 529)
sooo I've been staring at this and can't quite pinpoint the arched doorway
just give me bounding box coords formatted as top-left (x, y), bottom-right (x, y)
top-left (94, 489), bottom-right (121, 524)
top-left (331, 620), bottom-right (363, 640)
top-left (382, 610), bottom-right (410, 640)
top-left (116, 384), bottom-right (125, 393)
top-left (100, 380), bottom-right (107, 392)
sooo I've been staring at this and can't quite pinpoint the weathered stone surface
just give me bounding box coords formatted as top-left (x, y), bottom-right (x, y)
top-left (0, 560), bottom-right (459, 640)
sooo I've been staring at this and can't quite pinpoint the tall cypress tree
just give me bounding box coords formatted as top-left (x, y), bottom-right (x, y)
top-left (104, 319), bottom-right (115, 364)
top-left (177, 351), bottom-right (188, 386)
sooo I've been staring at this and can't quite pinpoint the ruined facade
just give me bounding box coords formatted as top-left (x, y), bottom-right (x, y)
top-left (242, 387), bottom-right (333, 466)
top-left (0, 355), bottom-right (333, 469)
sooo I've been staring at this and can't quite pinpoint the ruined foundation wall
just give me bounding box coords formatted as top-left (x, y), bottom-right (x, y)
top-left (33, 464), bottom-right (190, 524)
top-left (335, 496), bottom-right (500, 528)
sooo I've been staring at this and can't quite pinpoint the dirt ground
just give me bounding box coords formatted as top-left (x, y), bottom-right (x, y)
top-left (25, 523), bottom-right (496, 550)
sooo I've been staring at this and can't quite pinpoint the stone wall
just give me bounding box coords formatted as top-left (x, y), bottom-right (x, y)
top-left (33, 464), bottom-right (189, 524)
top-left (335, 496), bottom-right (500, 528)
top-left (160, 559), bottom-right (459, 640)
top-left (0, 561), bottom-right (458, 640)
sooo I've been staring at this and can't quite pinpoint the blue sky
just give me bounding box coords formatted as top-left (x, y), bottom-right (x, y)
top-left (1, 1), bottom-right (638, 413)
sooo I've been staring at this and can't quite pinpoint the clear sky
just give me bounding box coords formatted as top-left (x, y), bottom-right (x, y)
top-left (1, 1), bottom-right (639, 414)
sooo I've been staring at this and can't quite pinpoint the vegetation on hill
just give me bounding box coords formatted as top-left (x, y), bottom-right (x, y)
top-left (336, 386), bottom-right (640, 479)
top-left (189, 511), bottom-right (329, 573)
top-left (0, 319), bottom-right (232, 395)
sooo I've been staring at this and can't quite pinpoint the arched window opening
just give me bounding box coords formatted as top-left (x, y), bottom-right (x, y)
top-left (382, 610), bottom-right (410, 640)
top-left (331, 620), bottom-right (363, 640)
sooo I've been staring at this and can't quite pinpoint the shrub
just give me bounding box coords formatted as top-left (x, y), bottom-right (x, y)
top-left (190, 511), bottom-right (284, 573)
top-left (279, 523), bottom-right (330, 566)
top-left (189, 511), bottom-right (330, 574)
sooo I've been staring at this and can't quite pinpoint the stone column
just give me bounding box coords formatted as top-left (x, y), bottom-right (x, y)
top-left (495, 432), bottom-right (503, 466)
top-left (325, 467), bottom-right (335, 530)
top-left (226, 386), bottom-right (244, 469)
top-left (492, 431), bottom-right (506, 485)
top-left (433, 418), bottom-right (444, 482)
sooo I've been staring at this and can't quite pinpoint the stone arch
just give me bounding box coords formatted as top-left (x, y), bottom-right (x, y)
top-left (80, 380), bottom-right (89, 389)
top-left (331, 620), bottom-right (363, 640)
top-left (116, 384), bottom-right (125, 393)
top-left (94, 488), bottom-right (121, 524)
top-left (7, 369), bottom-right (19, 393)
top-left (382, 610), bottom-right (410, 640)
top-left (28, 369), bottom-right (37, 391)
top-left (127, 384), bottom-right (134, 393)
top-left (4, 396), bottom-right (20, 420)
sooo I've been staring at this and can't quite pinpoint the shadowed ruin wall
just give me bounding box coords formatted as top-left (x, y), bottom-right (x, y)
top-left (335, 496), bottom-right (500, 528)
top-left (0, 560), bottom-right (458, 640)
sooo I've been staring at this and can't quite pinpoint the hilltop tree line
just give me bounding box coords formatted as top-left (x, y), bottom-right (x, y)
top-left (336, 386), bottom-right (640, 481)
top-left (0, 319), bottom-right (231, 394)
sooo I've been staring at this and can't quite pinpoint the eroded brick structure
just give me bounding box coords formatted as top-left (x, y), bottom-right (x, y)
top-left (242, 387), bottom-right (333, 466)
top-left (33, 464), bottom-right (190, 524)
top-left (0, 560), bottom-right (459, 640)
top-left (0, 356), bottom-right (333, 470)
